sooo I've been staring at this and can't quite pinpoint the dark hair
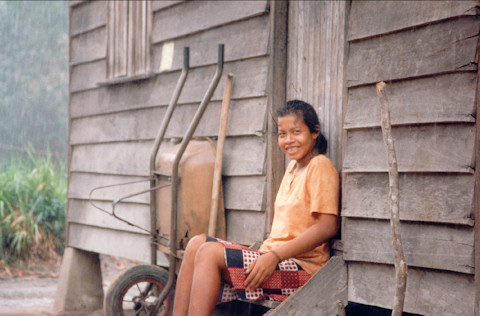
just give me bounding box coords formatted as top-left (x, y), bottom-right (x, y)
top-left (276, 99), bottom-right (328, 155)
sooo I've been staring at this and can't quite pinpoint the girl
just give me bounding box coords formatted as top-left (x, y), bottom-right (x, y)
top-left (172, 100), bottom-right (339, 316)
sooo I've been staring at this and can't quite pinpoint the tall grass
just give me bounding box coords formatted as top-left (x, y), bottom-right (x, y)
top-left (0, 148), bottom-right (66, 267)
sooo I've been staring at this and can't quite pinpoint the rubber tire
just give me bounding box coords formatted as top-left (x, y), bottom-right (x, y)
top-left (104, 265), bottom-right (174, 316)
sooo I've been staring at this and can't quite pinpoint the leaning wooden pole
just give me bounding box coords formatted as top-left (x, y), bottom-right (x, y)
top-left (208, 73), bottom-right (233, 236)
top-left (376, 82), bottom-right (408, 316)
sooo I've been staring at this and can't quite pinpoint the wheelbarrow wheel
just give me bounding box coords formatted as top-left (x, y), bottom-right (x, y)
top-left (104, 264), bottom-right (174, 316)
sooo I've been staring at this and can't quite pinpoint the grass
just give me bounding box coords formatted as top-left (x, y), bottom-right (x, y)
top-left (0, 148), bottom-right (66, 269)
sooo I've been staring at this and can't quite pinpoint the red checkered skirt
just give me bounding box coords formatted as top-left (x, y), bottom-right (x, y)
top-left (206, 236), bottom-right (311, 303)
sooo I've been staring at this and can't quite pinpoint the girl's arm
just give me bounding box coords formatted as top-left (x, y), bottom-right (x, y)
top-left (245, 213), bottom-right (338, 290)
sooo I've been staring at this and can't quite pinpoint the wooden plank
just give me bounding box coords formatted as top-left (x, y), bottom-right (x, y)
top-left (68, 172), bottom-right (265, 213)
top-left (474, 41), bottom-right (480, 315)
top-left (70, 137), bottom-right (266, 177)
top-left (224, 176), bottom-right (265, 212)
top-left (68, 199), bottom-right (150, 234)
top-left (343, 124), bottom-right (475, 173)
top-left (107, 1), bottom-right (128, 78)
top-left (70, 0), bottom-right (107, 37)
top-left (264, 0), bottom-right (287, 237)
top-left (348, 262), bottom-right (475, 316)
top-left (70, 58), bottom-right (268, 118)
top-left (223, 136), bottom-right (266, 176)
top-left (287, 1), bottom-right (347, 170)
top-left (346, 17), bottom-right (479, 87)
top-left (342, 173), bottom-right (475, 226)
top-left (152, 15), bottom-right (269, 71)
top-left (152, 1), bottom-right (184, 12)
top-left (151, 0), bottom-right (268, 43)
top-left (70, 107), bottom-right (165, 145)
top-left (71, 26), bottom-right (107, 65)
top-left (226, 210), bottom-right (265, 245)
top-left (348, 1), bottom-right (478, 41)
top-left (343, 218), bottom-right (474, 274)
top-left (68, 172), bottom-right (150, 204)
top-left (70, 141), bottom-right (158, 176)
top-left (70, 89), bottom-right (104, 118)
top-left (173, 57), bottom-right (269, 105)
top-left (165, 98), bottom-right (267, 138)
top-left (70, 60), bottom-right (106, 92)
top-left (344, 72), bottom-right (477, 129)
top-left (267, 256), bottom-right (347, 316)
top-left (70, 98), bottom-right (267, 144)
top-left (68, 223), bottom-right (151, 263)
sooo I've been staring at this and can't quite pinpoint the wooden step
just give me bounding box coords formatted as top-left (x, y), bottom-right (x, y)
top-left (265, 256), bottom-right (347, 315)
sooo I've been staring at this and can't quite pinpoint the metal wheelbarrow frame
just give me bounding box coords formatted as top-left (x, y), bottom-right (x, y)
top-left (89, 44), bottom-right (224, 315)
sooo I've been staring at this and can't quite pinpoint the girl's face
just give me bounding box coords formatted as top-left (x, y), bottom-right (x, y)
top-left (277, 114), bottom-right (319, 168)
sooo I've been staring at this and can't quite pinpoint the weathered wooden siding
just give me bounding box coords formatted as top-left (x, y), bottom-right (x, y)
top-left (67, 0), bottom-right (272, 262)
top-left (287, 1), bottom-right (347, 170)
top-left (342, 1), bottom-right (479, 314)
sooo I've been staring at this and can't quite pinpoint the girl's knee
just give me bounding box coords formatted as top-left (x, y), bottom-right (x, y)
top-left (184, 234), bottom-right (207, 259)
top-left (195, 242), bottom-right (225, 268)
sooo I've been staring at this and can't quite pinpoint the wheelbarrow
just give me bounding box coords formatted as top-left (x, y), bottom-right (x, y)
top-left (89, 44), bottom-right (226, 315)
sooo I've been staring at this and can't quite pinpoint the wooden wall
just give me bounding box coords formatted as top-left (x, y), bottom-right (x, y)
top-left (67, 0), bottom-right (273, 263)
top-left (342, 1), bottom-right (479, 315)
top-left (286, 1), bottom-right (347, 170)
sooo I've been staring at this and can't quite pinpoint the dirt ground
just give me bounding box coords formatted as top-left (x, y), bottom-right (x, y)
top-left (0, 254), bottom-right (137, 316)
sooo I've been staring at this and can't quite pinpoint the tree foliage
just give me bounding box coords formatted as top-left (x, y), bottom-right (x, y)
top-left (0, 1), bottom-right (68, 161)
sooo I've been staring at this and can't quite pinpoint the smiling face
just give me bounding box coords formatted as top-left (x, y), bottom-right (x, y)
top-left (277, 114), bottom-right (320, 168)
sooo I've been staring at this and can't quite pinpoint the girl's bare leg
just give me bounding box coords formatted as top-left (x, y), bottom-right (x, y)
top-left (172, 234), bottom-right (207, 316)
top-left (188, 242), bottom-right (227, 316)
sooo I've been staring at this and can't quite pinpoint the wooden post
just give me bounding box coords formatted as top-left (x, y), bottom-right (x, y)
top-left (376, 82), bottom-right (407, 316)
top-left (474, 42), bottom-right (480, 316)
top-left (265, 0), bottom-right (288, 238)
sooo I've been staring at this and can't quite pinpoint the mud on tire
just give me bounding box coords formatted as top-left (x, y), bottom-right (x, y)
top-left (104, 265), bottom-right (174, 316)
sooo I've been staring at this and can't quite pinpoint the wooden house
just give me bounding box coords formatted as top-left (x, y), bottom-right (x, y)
top-left (58, 1), bottom-right (479, 315)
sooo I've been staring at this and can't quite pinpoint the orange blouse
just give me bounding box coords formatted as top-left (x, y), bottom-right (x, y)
top-left (259, 154), bottom-right (339, 275)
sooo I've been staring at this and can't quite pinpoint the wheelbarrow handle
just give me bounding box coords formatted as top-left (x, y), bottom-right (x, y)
top-left (154, 44), bottom-right (225, 314)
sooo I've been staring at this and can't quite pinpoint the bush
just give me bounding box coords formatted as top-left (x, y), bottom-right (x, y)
top-left (0, 148), bottom-right (66, 267)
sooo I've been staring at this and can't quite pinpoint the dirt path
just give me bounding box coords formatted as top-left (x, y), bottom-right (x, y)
top-left (0, 255), bottom-right (137, 316)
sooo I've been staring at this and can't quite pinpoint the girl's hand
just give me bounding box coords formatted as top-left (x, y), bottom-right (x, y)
top-left (244, 252), bottom-right (280, 291)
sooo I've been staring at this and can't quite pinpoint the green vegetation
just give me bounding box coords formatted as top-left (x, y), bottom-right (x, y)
top-left (0, 149), bottom-right (66, 268)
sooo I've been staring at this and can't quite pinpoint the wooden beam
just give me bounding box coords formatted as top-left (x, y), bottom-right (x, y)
top-left (376, 82), bottom-right (407, 315)
top-left (265, 0), bottom-right (287, 237)
top-left (474, 38), bottom-right (480, 316)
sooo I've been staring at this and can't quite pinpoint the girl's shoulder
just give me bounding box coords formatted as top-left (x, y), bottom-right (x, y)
top-left (307, 155), bottom-right (338, 174)
top-left (309, 154), bottom-right (335, 168)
